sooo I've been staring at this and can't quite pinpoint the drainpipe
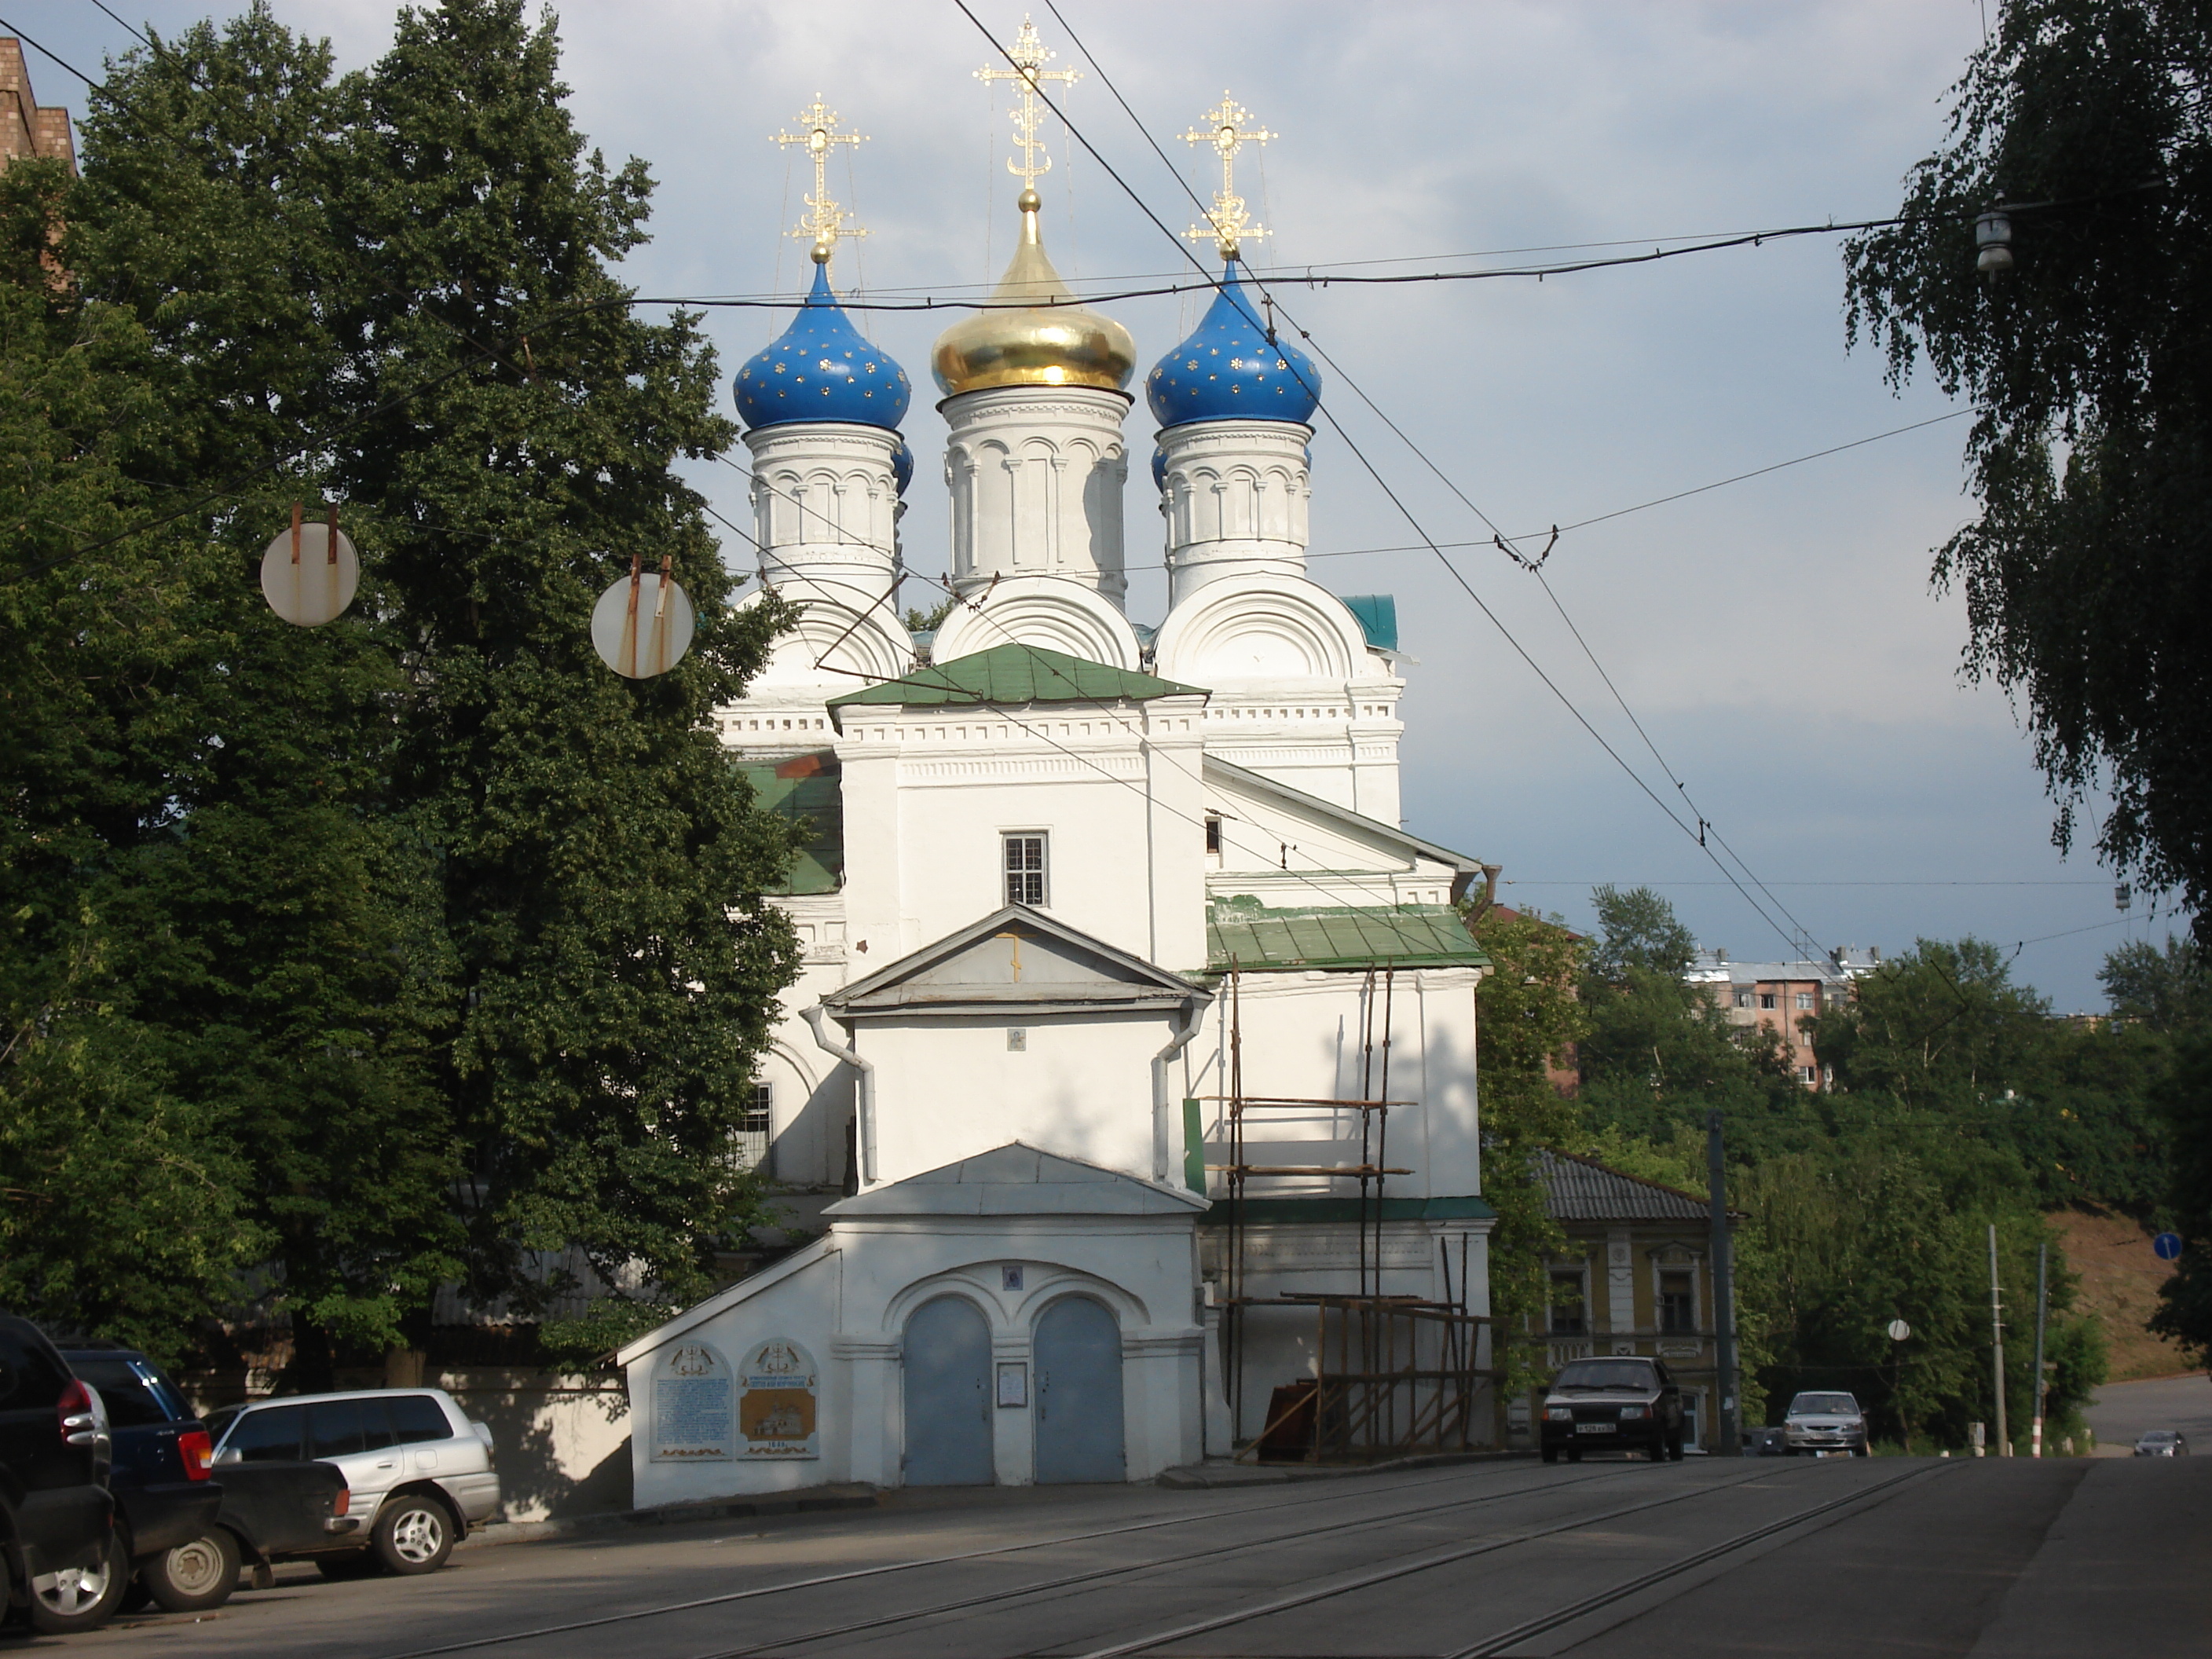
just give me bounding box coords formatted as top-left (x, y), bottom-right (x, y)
top-left (1151, 997), bottom-right (1205, 1185)
top-left (804, 1005), bottom-right (876, 1185)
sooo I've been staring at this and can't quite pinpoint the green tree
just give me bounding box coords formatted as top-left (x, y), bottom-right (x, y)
top-left (8, 1), bottom-right (804, 1371)
top-left (1573, 888), bottom-right (1807, 1157)
top-left (1842, 0), bottom-right (2212, 927)
top-left (2148, 1031), bottom-right (2212, 1364)
top-left (1468, 906), bottom-right (1588, 1391)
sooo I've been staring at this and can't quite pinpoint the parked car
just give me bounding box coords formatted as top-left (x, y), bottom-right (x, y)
top-left (2133, 1429), bottom-right (2190, 1456)
top-left (1539, 1356), bottom-right (1686, 1463)
top-left (1782, 1390), bottom-right (1870, 1456)
top-left (0, 1313), bottom-right (123, 1634)
top-left (205, 1388), bottom-right (499, 1575)
top-left (60, 1347), bottom-right (360, 1611)
top-left (1742, 1425), bottom-right (1789, 1457)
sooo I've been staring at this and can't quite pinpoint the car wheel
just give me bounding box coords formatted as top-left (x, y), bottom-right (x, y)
top-left (27, 1527), bottom-right (128, 1634)
top-left (372, 1494), bottom-right (455, 1575)
top-left (1566, 1446), bottom-right (1583, 1463)
top-left (1668, 1434), bottom-right (1685, 1462)
top-left (1540, 1445), bottom-right (1558, 1464)
top-left (144, 1529), bottom-right (240, 1613)
top-left (317, 1551), bottom-right (379, 1580)
top-left (1854, 1444), bottom-right (1870, 1458)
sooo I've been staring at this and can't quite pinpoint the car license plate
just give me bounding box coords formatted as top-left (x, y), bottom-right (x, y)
top-left (1574, 1423), bottom-right (1617, 1434)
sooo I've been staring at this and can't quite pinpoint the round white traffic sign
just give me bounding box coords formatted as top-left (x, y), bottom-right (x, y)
top-left (591, 569), bottom-right (696, 679)
top-left (1887, 1319), bottom-right (1911, 1342)
top-left (259, 520), bottom-right (360, 626)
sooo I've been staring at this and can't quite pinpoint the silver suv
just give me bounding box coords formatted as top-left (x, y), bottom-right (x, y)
top-left (1782, 1390), bottom-right (1869, 1457)
top-left (204, 1389), bottom-right (499, 1574)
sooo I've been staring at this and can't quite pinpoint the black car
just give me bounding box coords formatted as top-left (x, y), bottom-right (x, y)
top-left (1539, 1355), bottom-right (1686, 1463)
top-left (59, 1350), bottom-right (360, 1609)
top-left (0, 1313), bottom-right (123, 1634)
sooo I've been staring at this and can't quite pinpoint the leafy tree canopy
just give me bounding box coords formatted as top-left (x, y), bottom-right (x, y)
top-left (1843, 0), bottom-right (2212, 932)
top-left (3, 1), bottom-right (804, 1375)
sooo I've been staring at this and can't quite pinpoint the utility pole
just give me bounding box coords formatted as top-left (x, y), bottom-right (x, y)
top-left (1707, 1111), bottom-right (1739, 1456)
top-left (2031, 1241), bottom-right (2049, 1459)
top-left (1988, 1223), bottom-right (2009, 1456)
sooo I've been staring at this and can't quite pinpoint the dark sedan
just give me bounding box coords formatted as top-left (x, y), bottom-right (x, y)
top-left (1540, 1356), bottom-right (1686, 1463)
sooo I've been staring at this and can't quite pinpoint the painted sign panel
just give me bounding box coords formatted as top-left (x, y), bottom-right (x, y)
top-left (738, 1338), bottom-right (820, 1460)
top-left (652, 1342), bottom-right (734, 1463)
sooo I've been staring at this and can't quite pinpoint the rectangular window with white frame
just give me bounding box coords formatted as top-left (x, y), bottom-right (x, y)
top-left (1004, 833), bottom-right (1048, 906)
top-left (727, 1082), bottom-right (772, 1171)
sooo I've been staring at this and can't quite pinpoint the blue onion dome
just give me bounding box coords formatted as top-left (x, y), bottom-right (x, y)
top-left (1145, 261), bottom-right (1320, 428)
top-left (891, 436), bottom-right (914, 496)
top-left (733, 251), bottom-right (911, 431)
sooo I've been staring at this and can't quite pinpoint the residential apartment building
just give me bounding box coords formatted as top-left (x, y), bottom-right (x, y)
top-left (1686, 945), bottom-right (1881, 1090)
top-left (2, 40), bottom-right (75, 174)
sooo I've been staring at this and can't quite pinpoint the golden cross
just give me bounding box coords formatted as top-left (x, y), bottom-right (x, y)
top-left (1181, 91), bottom-right (1273, 260)
top-left (975, 16), bottom-right (1079, 192)
top-left (996, 929), bottom-right (1025, 982)
top-left (772, 95), bottom-right (869, 263)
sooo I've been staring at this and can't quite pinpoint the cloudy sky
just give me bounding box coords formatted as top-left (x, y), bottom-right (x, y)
top-left (22, 0), bottom-right (2170, 1008)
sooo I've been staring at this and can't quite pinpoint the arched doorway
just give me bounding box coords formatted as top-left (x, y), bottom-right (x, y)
top-left (903, 1296), bottom-right (993, 1486)
top-left (1034, 1296), bottom-right (1126, 1483)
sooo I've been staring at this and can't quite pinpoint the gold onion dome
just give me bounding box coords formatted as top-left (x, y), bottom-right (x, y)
top-left (932, 191), bottom-right (1136, 397)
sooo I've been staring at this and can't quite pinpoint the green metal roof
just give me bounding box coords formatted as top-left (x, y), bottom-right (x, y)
top-left (826, 643), bottom-right (1206, 712)
top-left (1206, 897), bottom-right (1489, 972)
top-left (736, 753), bottom-right (843, 895)
top-left (1342, 594), bottom-right (1399, 653)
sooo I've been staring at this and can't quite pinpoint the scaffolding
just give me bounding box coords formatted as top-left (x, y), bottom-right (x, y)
top-left (1205, 965), bottom-right (1493, 1463)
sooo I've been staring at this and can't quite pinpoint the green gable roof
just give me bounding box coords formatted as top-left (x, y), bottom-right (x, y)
top-left (826, 643), bottom-right (1206, 713)
top-left (1206, 897), bottom-right (1489, 972)
top-left (736, 752), bottom-right (843, 895)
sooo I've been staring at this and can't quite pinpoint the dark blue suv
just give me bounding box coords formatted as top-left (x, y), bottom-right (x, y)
top-left (60, 1349), bottom-right (227, 1613)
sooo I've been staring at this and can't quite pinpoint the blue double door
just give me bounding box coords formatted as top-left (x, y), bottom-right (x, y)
top-left (902, 1293), bottom-right (1125, 1486)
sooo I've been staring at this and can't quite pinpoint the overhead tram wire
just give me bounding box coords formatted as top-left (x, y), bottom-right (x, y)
top-left (1009, 0), bottom-right (1812, 962)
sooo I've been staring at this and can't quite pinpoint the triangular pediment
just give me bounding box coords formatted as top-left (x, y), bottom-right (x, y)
top-left (825, 1141), bottom-right (1208, 1217)
top-left (822, 904), bottom-right (1209, 1016)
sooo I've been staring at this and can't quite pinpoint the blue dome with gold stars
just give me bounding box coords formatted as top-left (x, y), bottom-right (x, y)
top-left (734, 257), bottom-right (910, 431)
top-left (1146, 262), bottom-right (1319, 429)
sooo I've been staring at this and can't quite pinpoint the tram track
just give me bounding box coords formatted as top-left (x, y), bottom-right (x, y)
top-left (373, 1459), bottom-right (1632, 1659)
top-left (1072, 1459), bottom-right (1949, 1659)
top-left (673, 1463), bottom-right (1665, 1659)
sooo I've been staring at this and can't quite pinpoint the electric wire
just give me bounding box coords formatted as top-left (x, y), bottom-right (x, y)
top-left (1014, 0), bottom-right (1815, 964)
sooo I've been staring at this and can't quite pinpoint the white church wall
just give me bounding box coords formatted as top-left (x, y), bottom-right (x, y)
top-left (832, 700), bottom-right (1208, 971)
top-left (856, 1010), bottom-right (1179, 1188)
top-left (624, 1242), bottom-right (848, 1510)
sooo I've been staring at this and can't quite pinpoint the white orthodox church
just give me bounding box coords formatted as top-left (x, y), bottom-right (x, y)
top-left (622, 45), bottom-right (1497, 1501)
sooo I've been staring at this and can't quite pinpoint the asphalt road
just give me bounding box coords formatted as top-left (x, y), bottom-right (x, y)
top-left (2082, 1371), bottom-right (2211, 1452)
top-left (26, 1452), bottom-right (2209, 1658)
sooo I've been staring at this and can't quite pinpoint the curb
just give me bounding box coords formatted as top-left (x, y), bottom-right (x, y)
top-left (1158, 1448), bottom-right (1526, 1488)
top-left (462, 1484), bottom-right (881, 1547)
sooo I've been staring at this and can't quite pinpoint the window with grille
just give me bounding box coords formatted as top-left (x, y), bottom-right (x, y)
top-left (728, 1082), bottom-right (772, 1170)
top-left (1004, 833), bottom-right (1047, 906)
top-left (1658, 1270), bottom-right (1696, 1333)
top-left (1734, 989), bottom-right (1753, 1009)
top-left (1795, 991), bottom-right (1815, 1011)
top-left (1760, 992), bottom-right (1778, 1010)
top-left (1547, 1270), bottom-right (1586, 1335)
